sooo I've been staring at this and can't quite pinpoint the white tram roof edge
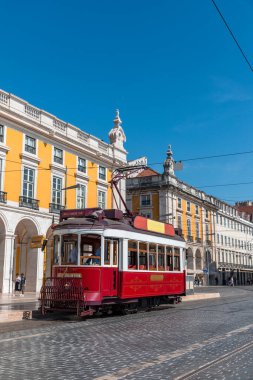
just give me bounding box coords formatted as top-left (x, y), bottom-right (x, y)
top-left (55, 228), bottom-right (186, 248)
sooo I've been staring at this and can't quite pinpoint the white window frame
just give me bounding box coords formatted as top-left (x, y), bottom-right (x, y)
top-left (98, 165), bottom-right (106, 181)
top-left (52, 175), bottom-right (63, 205)
top-left (78, 157), bottom-right (86, 174)
top-left (24, 135), bottom-right (36, 155)
top-left (76, 183), bottom-right (86, 209)
top-left (141, 194), bottom-right (151, 206)
top-left (0, 124), bottom-right (5, 143)
top-left (22, 166), bottom-right (35, 199)
top-left (98, 189), bottom-right (106, 209)
top-left (53, 146), bottom-right (64, 165)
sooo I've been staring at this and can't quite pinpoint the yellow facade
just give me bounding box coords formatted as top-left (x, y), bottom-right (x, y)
top-left (3, 125), bottom-right (113, 211)
top-left (131, 192), bottom-right (213, 243)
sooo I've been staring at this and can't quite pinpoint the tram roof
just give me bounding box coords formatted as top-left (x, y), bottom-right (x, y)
top-left (54, 217), bottom-right (185, 243)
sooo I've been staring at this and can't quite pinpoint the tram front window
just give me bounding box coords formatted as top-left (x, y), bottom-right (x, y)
top-left (61, 234), bottom-right (78, 265)
top-left (80, 235), bottom-right (101, 265)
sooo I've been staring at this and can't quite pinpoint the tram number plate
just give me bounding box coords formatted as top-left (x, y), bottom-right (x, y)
top-left (150, 274), bottom-right (164, 282)
top-left (57, 273), bottom-right (82, 278)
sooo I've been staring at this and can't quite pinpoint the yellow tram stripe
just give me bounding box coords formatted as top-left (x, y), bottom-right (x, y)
top-left (147, 219), bottom-right (165, 234)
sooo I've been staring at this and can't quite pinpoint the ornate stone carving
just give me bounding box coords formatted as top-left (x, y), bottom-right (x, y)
top-left (108, 109), bottom-right (126, 149)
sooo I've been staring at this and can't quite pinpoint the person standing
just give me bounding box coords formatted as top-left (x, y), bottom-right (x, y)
top-left (14, 273), bottom-right (21, 296)
top-left (20, 273), bottom-right (26, 297)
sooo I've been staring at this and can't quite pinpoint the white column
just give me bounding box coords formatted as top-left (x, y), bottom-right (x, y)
top-left (36, 247), bottom-right (44, 293)
top-left (2, 234), bottom-right (15, 294)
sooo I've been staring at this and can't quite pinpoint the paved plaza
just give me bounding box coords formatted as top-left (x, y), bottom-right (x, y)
top-left (0, 287), bottom-right (253, 379)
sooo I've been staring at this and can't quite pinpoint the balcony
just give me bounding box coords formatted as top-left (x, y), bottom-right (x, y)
top-left (187, 235), bottom-right (193, 242)
top-left (0, 191), bottom-right (7, 203)
top-left (206, 239), bottom-right (212, 246)
top-left (25, 144), bottom-right (36, 155)
top-left (53, 156), bottom-right (63, 165)
top-left (196, 237), bottom-right (202, 244)
top-left (49, 203), bottom-right (65, 214)
top-left (19, 196), bottom-right (39, 210)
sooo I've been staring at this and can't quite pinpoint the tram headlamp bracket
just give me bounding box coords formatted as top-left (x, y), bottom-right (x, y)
top-left (41, 239), bottom-right (48, 252)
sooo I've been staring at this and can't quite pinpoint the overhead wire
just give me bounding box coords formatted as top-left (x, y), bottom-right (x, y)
top-left (211, 0), bottom-right (253, 72)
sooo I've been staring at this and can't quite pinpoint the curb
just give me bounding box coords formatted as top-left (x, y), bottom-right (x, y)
top-left (182, 293), bottom-right (220, 302)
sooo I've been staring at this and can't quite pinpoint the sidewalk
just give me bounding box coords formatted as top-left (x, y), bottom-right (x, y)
top-left (0, 293), bottom-right (39, 323)
top-left (0, 286), bottom-right (252, 323)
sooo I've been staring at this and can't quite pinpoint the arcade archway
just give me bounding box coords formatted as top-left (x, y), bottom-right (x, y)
top-left (187, 247), bottom-right (194, 271)
top-left (14, 218), bottom-right (41, 292)
top-left (195, 249), bottom-right (202, 270)
top-left (0, 217), bottom-right (6, 292)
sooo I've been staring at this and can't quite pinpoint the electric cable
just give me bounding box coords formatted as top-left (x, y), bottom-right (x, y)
top-left (211, 0), bottom-right (253, 72)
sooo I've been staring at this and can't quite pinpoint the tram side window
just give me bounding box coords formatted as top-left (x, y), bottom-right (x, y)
top-left (149, 244), bottom-right (157, 270)
top-left (174, 248), bottom-right (180, 271)
top-left (139, 242), bottom-right (147, 270)
top-left (128, 240), bottom-right (137, 269)
top-left (104, 239), bottom-right (118, 266)
top-left (113, 240), bottom-right (118, 266)
top-left (158, 245), bottom-right (165, 271)
top-left (54, 235), bottom-right (60, 264)
top-left (104, 239), bottom-right (111, 265)
top-left (61, 234), bottom-right (78, 265)
top-left (166, 246), bottom-right (173, 271)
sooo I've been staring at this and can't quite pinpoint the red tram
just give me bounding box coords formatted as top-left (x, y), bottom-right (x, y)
top-left (40, 208), bottom-right (186, 316)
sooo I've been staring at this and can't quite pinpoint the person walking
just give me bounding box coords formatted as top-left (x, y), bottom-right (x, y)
top-left (14, 273), bottom-right (21, 296)
top-left (20, 273), bottom-right (26, 297)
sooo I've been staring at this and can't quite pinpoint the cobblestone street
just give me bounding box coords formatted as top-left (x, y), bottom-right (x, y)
top-left (0, 287), bottom-right (253, 379)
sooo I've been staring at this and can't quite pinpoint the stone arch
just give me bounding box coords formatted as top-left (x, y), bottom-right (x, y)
top-left (14, 218), bottom-right (41, 292)
top-left (195, 249), bottom-right (202, 270)
top-left (187, 247), bottom-right (194, 271)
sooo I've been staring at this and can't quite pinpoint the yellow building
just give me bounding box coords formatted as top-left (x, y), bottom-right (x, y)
top-left (0, 89), bottom-right (127, 293)
top-left (127, 145), bottom-right (218, 284)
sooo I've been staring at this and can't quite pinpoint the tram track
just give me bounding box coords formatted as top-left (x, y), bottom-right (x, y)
top-left (95, 323), bottom-right (253, 380)
top-left (175, 339), bottom-right (253, 380)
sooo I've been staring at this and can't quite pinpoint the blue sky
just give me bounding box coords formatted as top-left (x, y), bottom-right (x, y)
top-left (1, 0), bottom-right (253, 203)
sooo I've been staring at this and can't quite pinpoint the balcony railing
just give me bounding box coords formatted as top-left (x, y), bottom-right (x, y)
top-left (53, 156), bottom-right (63, 165)
top-left (0, 191), bottom-right (7, 203)
top-left (25, 145), bottom-right (36, 154)
top-left (19, 196), bottom-right (39, 210)
top-left (196, 237), bottom-right (202, 243)
top-left (187, 235), bottom-right (193, 242)
top-left (49, 203), bottom-right (65, 214)
top-left (206, 239), bottom-right (212, 246)
top-left (218, 262), bottom-right (253, 270)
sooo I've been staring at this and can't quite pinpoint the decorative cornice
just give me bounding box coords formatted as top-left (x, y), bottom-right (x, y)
top-left (20, 152), bottom-right (40, 165)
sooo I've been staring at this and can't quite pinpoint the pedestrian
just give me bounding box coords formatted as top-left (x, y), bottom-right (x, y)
top-left (215, 277), bottom-right (218, 286)
top-left (14, 273), bottom-right (21, 295)
top-left (20, 273), bottom-right (26, 297)
top-left (230, 277), bottom-right (234, 287)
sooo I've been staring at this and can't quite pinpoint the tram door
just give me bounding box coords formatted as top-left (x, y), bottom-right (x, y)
top-left (104, 239), bottom-right (119, 296)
